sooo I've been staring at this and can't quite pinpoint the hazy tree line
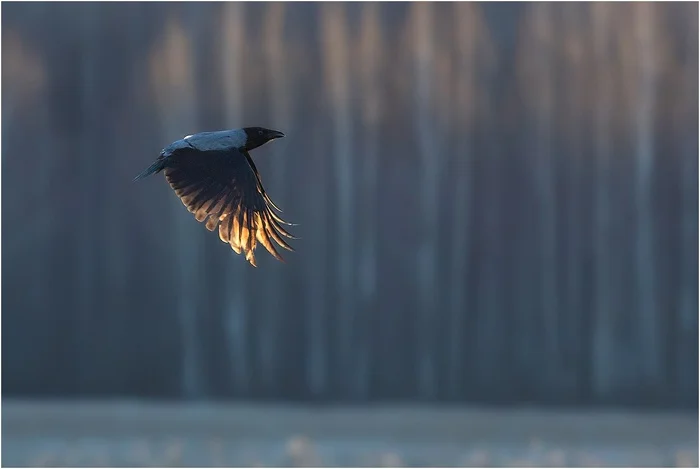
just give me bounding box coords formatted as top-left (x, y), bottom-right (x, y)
top-left (2, 2), bottom-right (697, 408)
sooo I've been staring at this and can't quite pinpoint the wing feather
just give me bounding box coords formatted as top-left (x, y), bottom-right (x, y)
top-left (162, 146), bottom-right (295, 266)
top-left (254, 213), bottom-right (283, 262)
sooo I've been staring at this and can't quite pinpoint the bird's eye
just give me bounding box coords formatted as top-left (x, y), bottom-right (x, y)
top-left (258, 130), bottom-right (264, 135)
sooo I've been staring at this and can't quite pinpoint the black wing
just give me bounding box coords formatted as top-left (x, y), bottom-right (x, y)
top-left (163, 147), bottom-right (295, 266)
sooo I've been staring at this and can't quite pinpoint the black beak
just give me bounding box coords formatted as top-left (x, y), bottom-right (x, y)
top-left (268, 130), bottom-right (285, 140)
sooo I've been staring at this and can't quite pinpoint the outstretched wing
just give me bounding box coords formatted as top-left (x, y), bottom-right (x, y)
top-left (163, 147), bottom-right (295, 266)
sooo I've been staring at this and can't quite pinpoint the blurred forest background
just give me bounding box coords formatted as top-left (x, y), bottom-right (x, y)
top-left (2, 1), bottom-right (698, 411)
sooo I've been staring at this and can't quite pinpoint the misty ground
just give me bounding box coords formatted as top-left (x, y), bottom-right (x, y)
top-left (2, 401), bottom-right (697, 467)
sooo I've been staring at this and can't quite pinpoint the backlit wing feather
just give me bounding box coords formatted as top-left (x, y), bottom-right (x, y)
top-left (163, 147), bottom-right (295, 266)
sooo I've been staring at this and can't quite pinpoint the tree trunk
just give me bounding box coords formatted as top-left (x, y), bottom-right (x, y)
top-left (150, 16), bottom-right (205, 398)
top-left (412, 2), bottom-right (441, 399)
top-left (262, 1), bottom-right (290, 393)
top-left (76, 3), bottom-right (101, 392)
top-left (321, 3), bottom-right (355, 396)
top-left (221, 1), bottom-right (250, 396)
top-left (356, 2), bottom-right (382, 399)
top-left (591, 3), bottom-right (614, 399)
top-left (677, 16), bottom-right (699, 404)
top-left (532, 3), bottom-right (559, 373)
top-left (633, 2), bottom-right (661, 389)
top-left (447, 2), bottom-right (481, 397)
top-left (306, 133), bottom-right (329, 397)
top-left (562, 2), bottom-right (586, 394)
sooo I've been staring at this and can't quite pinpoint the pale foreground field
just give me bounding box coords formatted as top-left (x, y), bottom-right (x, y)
top-left (2, 401), bottom-right (697, 467)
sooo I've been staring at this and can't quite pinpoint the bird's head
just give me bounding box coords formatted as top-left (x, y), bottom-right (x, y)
top-left (242, 127), bottom-right (285, 152)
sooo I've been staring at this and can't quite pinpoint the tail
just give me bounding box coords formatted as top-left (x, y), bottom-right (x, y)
top-left (133, 158), bottom-right (166, 182)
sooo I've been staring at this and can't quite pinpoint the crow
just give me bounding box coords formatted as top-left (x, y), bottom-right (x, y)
top-left (134, 127), bottom-right (295, 267)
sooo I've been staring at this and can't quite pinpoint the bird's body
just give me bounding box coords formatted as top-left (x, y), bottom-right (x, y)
top-left (134, 127), bottom-right (295, 267)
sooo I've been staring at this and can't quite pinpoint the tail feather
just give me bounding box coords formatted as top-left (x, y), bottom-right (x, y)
top-left (133, 158), bottom-right (166, 182)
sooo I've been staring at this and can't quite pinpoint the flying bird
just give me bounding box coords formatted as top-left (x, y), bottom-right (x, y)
top-left (134, 127), bottom-right (295, 267)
